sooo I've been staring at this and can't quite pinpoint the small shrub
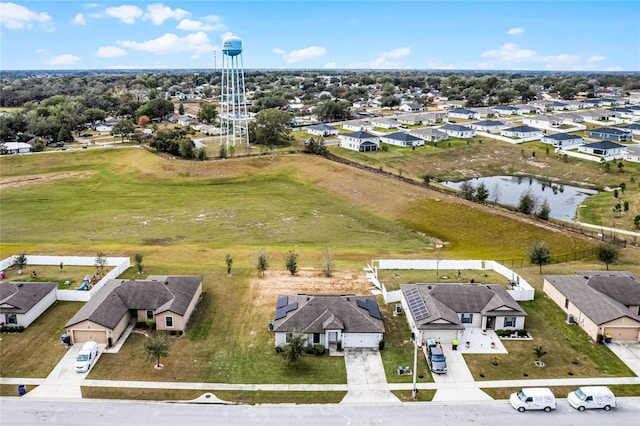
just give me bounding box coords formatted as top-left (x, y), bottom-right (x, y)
top-left (314, 344), bottom-right (325, 355)
top-left (378, 339), bottom-right (385, 351)
top-left (275, 345), bottom-right (284, 353)
top-left (337, 340), bottom-right (342, 351)
top-left (0, 326), bottom-right (25, 333)
top-left (517, 329), bottom-right (529, 337)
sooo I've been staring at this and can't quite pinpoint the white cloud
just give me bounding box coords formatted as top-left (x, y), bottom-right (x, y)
top-left (427, 61), bottom-right (456, 70)
top-left (0, 2), bottom-right (53, 30)
top-left (348, 47), bottom-right (411, 69)
top-left (46, 54), bottom-right (81, 65)
top-left (273, 46), bottom-right (326, 63)
top-left (105, 5), bottom-right (143, 24)
top-left (35, 48), bottom-right (47, 55)
top-left (606, 66), bottom-right (623, 71)
top-left (144, 3), bottom-right (189, 25)
top-left (507, 27), bottom-right (525, 35)
top-left (479, 42), bottom-right (610, 70)
top-left (73, 13), bottom-right (86, 25)
top-left (117, 32), bottom-right (214, 58)
top-left (324, 62), bottom-right (337, 68)
top-left (94, 46), bottom-right (127, 58)
top-left (177, 16), bottom-right (226, 32)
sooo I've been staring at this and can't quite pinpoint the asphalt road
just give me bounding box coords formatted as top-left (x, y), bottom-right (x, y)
top-left (3, 398), bottom-right (640, 426)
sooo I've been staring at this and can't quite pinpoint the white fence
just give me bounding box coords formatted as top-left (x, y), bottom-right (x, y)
top-left (0, 255), bottom-right (131, 302)
top-left (370, 258), bottom-right (534, 301)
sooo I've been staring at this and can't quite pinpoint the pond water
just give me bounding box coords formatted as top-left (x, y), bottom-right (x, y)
top-left (442, 176), bottom-right (598, 222)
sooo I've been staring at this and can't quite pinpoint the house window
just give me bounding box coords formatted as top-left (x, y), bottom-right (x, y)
top-left (146, 310), bottom-right (154, 320)
top-left (503, 316), bottom-right (516, 327)
top-left (564, 298), bottom-right (569, 308)
top-left (165, 316), bottom-right (174, 328)
top-left (5, 314), bottom-right (17, 325)
top-left (461, 313), bottom-right (473, 324)
top-left (313, 333), bottom-right (320, 344)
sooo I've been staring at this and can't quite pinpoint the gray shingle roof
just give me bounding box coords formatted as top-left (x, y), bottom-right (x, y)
top-left (503, 125), bottom-right (541, 133)
top-left (589, 127), bottom-right (631, 136)
top-left (272, 294), bottom-right (384, 334)
top-left (582, 141), bottom-right (624, 150)
top-left (65, 276), bottom-right (202, 329)
top-left (544, 133), bottom-right (582, 141)
top-left (544, 275), bottom-right (640, 325)
top-left (441, 124), bottom-right (473, 132)
top-left (400, 284), bottom-right (526, 330)
top-left (381, 132), bottom-right (422, 142)
top-left (307, 124), bottom-right (337, 132)
top-left (472, 120), bottom-right (505, 127)
top-left (345, 130), bottom-right (377, 139)
top-left (0, 282), bottom-right (57, 314)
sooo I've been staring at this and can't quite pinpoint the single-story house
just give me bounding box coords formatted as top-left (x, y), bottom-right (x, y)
top-left (500, 125), bottom-right (543, 139)
top-left (1, 142), bottom-right (32, 154)
top-left (421, 111), bottom-right (446, 124)
top-left (0, 282), bottom-right (58, 328)
top-left (608, 107), bottom-right (636, 119)
top-left (513, 104), bottom-right (537, 114)
top-left (624, 146), bottom-right (640, 163)
top-left (400, 284), bottom-right (527, 344)
top-left (306, 124), bottom-right (339, 137)
top-left (272, 294), bottom-right (384, 349)
top-left (578, 110), bottom-right (616, 121)
top-left (613, 123), bottom-right (640, 136)
top-left (522, 114), bottom-right (563, 128)
top-left (398, 102), bottom-right (423, 112)
top-left (541, 133), bottom-right (584, 149)
top-left (352, 100), bottom-right (378, 108)
top-left (543, 272), bottom-right (640, 342)
top-left (582, 98), bottom-right (603, 107)
top-left (95, 124), bottom-right (113, 133)
top-left (342, 120), bottom-right (374, 132)
top-left (397, 114), bottom-right (423, 125)
top-left (370, 117), bottom-right (400, 129)
top-left (447, 108), bottom-right (480, 120)
top-left (338, 130), bottom-right (380, 152)
top-left (64, 276), bottom-right (203, 346)
top-left (555, 112), bottom-right (585, 123)
top-left (409, 128), bottom-right (449, 143)
top-left (490, 105), bottom-right (520, 116)
top-left (588, 128), bottom-right (633, 142)
top-left (439, 124), bottom-right (475, 138)
top-left (578, 141), bottom-right (626, 157)
top-left (379, 132), bottom-right (425, 147)
top-left (469, 120), bottom-right (506, 133)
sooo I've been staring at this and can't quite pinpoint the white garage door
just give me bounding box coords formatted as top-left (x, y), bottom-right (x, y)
top-left (343, 333), bottom-right (380, 348)
top-left (422, 330), bottom-right (459, 345)
top-left (606, 327), bottom-right (640, 342)
top-left (71, 329), bottom-right (108, 344)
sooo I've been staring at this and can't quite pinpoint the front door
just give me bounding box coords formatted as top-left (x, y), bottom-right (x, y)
top-left (486, 316), bottom-right (495, 330)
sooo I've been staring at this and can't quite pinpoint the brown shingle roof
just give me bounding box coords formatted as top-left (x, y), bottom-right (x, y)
top-left (64, 276), bottom-right (202, 329)
top-left (0, 282), bottom-right (57, 314)
top-left (272, 294), bottom-right (384, 334)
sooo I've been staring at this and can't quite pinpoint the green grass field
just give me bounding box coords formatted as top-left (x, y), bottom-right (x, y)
top-left (1, 147), bottom-right (640, 401)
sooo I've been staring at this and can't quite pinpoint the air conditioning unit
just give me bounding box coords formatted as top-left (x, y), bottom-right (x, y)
top-left (566, 314), bottom-right (574, 324)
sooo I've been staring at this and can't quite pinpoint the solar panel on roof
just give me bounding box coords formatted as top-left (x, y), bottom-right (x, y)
top-left (405, 287), bottom-right (429, 321)
top-left (275, 302), bottom-right (298, 320)
top-left (357, 299), bottom-right (382, 320)
top-left (276, 295), bottom-right (288, 309)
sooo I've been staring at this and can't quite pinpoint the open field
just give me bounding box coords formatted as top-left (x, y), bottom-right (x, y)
top-left (1, 148), bottom-right (640, 399)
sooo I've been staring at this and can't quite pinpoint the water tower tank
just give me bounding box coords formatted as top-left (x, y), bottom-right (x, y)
top-left (222, 35), bottom-right (242, 57)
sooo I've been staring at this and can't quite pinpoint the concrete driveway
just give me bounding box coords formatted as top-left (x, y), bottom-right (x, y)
top-left (431, 345), bottom-right (492, 402)
top-left (341, 348), bottom-right (399, 403)
top-left (25, 343), bottom-right (107, 399)
top-left (606, 342), bottom-right (640, 376)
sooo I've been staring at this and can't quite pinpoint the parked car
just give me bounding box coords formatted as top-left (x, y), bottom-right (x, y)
top-left (428, 345), bottom-right (447, 374)
top-left (75, 341), bottom-right (99, 373)
top-left (510, 388), bottom-right (556, 412)
top-left (567, 386), bottom-right (616, 411)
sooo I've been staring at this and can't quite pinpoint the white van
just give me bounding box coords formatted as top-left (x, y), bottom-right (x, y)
top-left (567, 386), bottom-right (616, 411)
top-left (75, 341), bottom-right (99, 373)
top-left (510, 387), bottom-right (556, 412)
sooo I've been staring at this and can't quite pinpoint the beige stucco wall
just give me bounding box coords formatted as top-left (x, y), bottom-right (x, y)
top-left (67, 312), bottom-right (131, 345)
top-left (156, 281), bottom-right (202, 332)
top-left (601, 317), bottom-right (640, 342)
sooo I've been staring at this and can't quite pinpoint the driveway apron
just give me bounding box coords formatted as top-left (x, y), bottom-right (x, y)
top-left (341, 348), bottom-right (399, 403)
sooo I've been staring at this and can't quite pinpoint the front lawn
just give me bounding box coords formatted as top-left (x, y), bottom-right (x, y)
top-left (464, 292), bottom-right (635, 381)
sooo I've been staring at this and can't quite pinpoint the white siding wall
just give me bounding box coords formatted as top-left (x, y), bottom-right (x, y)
top-left (17, 288), bottom-right (57, 327)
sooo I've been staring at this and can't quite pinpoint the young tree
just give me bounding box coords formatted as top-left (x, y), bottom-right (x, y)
top-left (534, 346), bottom-right (547, 362)
top-left (281, 331), bottom-right (307, 368)
top-left (197, 147), bottom-right (208, 161)
top-left (596, 243), bottom-right (619, 271)
top-left (225, 254), bottom-right (233, 276)
top-left (178, 103), bottom-right (185, 115)
top-left (144, 331), bottom-right (170, 368)
top-left (218, 145), bottom-right (227, 159)
top-left (634, 215), bottom-right (640, 230)
top-left (474, 182), bottom-right (489, 203)
top-left (518, 190), bottom-right (536, 215)
top-left (13, 252), bottom-right (27, 274)
top-left (321, 248), bottom-right (333, 278)
top-left (459, 181), bottom-right (475, 200)
top-left (256, 250), bottom-right (269, 277)
top-left (134, 253), bottom-right (144, 274)
top-left (112, 119), bottom-right (136, 143)
top-left (537, 199), bottom-right (551, 221)
top-left (285, 250), bottom-right (298, 275)
top-left (138, 115), bottom-right (150, 127)
top-left (527, 241), bottom-right (551, 273)
top-left (95, 252), bottom-right (107, 275)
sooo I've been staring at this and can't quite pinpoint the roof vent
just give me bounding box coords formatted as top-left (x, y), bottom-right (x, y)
top-left (427, 285), bottom-right (432, 289)
top-left (164, 280), bottom-right (169, 285)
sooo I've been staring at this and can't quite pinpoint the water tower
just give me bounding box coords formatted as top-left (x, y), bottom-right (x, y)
top-left (219, 35), bottom-right (249, 148)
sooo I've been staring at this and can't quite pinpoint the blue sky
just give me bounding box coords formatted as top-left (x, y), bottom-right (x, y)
top-left (1, 1), bottom-right (639, 71)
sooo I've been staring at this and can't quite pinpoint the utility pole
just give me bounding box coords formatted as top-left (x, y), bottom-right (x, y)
top-left (412, 341), bottom-right (420, 400)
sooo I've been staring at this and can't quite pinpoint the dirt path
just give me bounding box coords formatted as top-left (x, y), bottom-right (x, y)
top-left (0, 171), bottom-right (96, 190)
